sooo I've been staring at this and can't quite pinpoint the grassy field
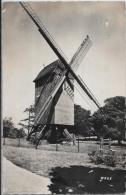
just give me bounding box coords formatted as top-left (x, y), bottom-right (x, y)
top-left (3, 138), bottom-right (126, 178)
top-left (3, 145), bottom-right (90, 177)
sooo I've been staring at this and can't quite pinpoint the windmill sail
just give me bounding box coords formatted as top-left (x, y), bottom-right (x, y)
top-left (78, 75), bottom-right (101, 108)
top-left (20, 3), bottom-right (94, 126)
top-left (35, 125), bottom-right (47, 147)
top-left (20, 2), bottom-right (104, 146)
top-left (20, 2), bottom-right (68, 63)
top-left (70, 35), bottom-right (92, 71)
top-left (20, 2), bottom-right (101, 111)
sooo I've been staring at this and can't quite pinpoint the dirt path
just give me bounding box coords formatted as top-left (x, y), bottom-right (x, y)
top-left (2, 157), bottom-right (51, 194)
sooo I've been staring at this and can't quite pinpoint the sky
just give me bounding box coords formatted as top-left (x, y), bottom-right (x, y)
top-left (2, 1), bottom-right (125, 126)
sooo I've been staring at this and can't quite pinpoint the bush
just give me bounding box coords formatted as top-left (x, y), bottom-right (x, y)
top-left (88, 150), bottom-right (104, 164)
top-left (88, 150), bottom-right (125, 167)
top-left (104, 154), bottom-right (116, 167)
top-left (8, 128), bottom-right (26, 139)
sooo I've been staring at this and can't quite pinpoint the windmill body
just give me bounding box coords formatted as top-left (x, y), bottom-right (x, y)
top-left (20, 2), bottom-right (102, 146)
top-left (34, 60), bottom-right (74, 126)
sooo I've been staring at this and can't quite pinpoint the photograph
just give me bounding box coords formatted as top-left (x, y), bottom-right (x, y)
top-left (2, 1), bottom-right (126, 194)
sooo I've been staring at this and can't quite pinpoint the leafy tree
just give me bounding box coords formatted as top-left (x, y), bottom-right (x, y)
top-left (7, 127), bottom-right (26, 147)
top-left (104, 96), bottom-right (124, 112)
top-left (8, 128), bottom-right (19, 138)
top-left (91, 96), bottom-right (125, 144)
top-left (16, 128), bottom-right (26, 146)
top-left (3, 117), bottom-right (14, 144)
top-left (16, 128), bottom-right (26, 138)
top-left (74, 104), bottom-right (92, 136)
top-left (19, 105), bottom-right (35, 136)
top-left (3, 117), bottom-right (26, 139)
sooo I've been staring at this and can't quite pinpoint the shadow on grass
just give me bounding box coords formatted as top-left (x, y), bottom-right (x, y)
top-left (48, 166), bottom-right (126, 194)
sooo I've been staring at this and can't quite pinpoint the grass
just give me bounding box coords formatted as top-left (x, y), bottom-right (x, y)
top-left (3, 138), bottom-right (126, 177)
top-left (3, 145), bottom-right (90, 177)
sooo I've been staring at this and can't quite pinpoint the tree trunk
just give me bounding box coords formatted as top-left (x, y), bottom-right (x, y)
top-left (18, 137), bottom-right (21, 147)
top-left (118, 139), bottom-right (122, 145)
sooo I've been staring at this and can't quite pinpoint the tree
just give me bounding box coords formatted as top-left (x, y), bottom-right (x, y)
top-left (91, 96), bottom-right (125, 144)
top-left (19, 105), bottom-right (35, 136)
top-left (8, 127), bottom-right (19, 138)
top-left (74, 104), bottom-right (92, 137)
top-left (3, 117), bottom-right (26, 147)
top-left (3, 117), bottom-right (14, 144)
top-left (16, 128), bottom-right (26, 146)
top-left (90, 112), bottom-right (105, 139)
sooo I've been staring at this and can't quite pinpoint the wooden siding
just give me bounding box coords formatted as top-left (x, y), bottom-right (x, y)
top-left (34, 62), bottom-right (74, 126)
top-left (55, 80), bottom-right (74, 125)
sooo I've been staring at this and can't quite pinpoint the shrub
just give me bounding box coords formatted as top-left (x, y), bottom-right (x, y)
top-left (104, 154), bottom-right (116, 167)
top-left (88, 150), bottom-right (104, 165)
top-left (88, 150), bottom-right (125, 168)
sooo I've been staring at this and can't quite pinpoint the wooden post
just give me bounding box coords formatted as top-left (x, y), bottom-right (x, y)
top-left (3, 137), bottom-right (6, 145)
top-left (78, 135), bottom-right (80, 153)
top-left (35, 132), bottom-right (37, 143)
top-left (56, 126), bottom-right (58, 151)
top-left (100, 137), bottom-right (102, 149)
top-left (18, 137), bottom-right (21, 147)
top-left (109, 137), bottom-right (111, 150)
top-left (100, 137), bottom-right (103, 149)
top-left (89, 131), bottom-right (91, 141)
top-left (56, 143), bottom-right (58, 151)
top-left (73, 133), bottom-right (76, 145)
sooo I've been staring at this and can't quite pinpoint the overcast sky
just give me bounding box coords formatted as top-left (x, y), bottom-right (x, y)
top-left (2, 1), bottom-right (125, 126)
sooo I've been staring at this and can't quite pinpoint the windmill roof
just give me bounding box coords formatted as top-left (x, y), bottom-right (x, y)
top-left (33, 59), bottom-right (64, 82)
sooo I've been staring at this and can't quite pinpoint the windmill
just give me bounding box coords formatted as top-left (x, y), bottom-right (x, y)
top-left (20, 2), bottom-right (102, 147)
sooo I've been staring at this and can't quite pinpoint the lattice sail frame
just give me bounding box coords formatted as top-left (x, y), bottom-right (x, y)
top-left (20, 2), bottom-right (102, 129)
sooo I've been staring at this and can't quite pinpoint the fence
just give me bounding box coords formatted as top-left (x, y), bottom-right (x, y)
top-left (2, 138), bottom-right (126, 155)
